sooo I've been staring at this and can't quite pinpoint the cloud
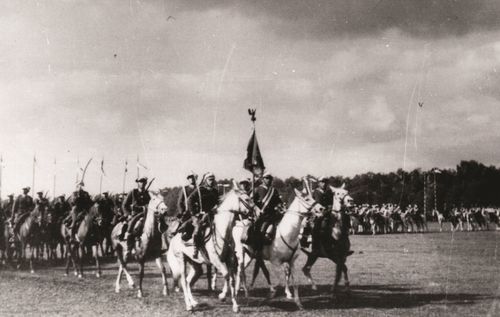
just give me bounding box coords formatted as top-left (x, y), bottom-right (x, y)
top-left (172, 0), bottom-right (500, 39)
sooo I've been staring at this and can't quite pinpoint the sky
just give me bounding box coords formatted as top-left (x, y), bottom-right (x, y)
top-left (1, 0), bottom-right (500, 196)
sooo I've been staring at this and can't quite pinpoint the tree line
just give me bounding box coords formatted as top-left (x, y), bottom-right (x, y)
top-left (160, 160), bottom-right (500, 216)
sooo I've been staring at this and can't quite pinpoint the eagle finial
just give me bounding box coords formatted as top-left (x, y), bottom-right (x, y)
top-left (248, 108), bottom-right (256, 122)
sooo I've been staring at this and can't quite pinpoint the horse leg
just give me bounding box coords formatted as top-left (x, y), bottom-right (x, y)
top-left (342, 262), bottom-right (350, 292)
top-left (284, 262), bottom-right (293, 300)
top-left (78, 245), bottom-right (84, 279)
top-left (178, 257), bottom-right (195, 311)
top-left (155, 257), bottom-right (169, 296)
top-left (331, 260), bottom-right (343, 300)
top-left (206, 264), bottom-right (214, 291)
top-left (185, 260), bottom-right (199, 309)
top-left (290, 263), bottom-right (302, 310)
top-left (115, 261), bottom-right (124, 293)
top-left (302, 254), bottom-right (319, 290)
top-left (93, 245), bottom-right (101, 278)
top-left (29, 246), bottom-right (35, 274)
top-left (137, 259), bottom-right (145, 298)
top-left (227, 267), bottom-right (239, 313)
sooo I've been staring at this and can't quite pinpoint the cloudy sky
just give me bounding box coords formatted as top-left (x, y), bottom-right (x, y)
top-left (1, 0), bottom-right (500, 195)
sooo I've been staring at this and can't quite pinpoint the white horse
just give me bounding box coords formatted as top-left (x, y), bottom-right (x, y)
top-left (167, 189), bottom-right (252, 313)
top-left (111, 194), bottom-right (172, 298)
top-left (232, 188), bottom-right (325, 309)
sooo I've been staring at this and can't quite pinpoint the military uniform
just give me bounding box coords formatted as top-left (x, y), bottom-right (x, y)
top-left (66, 188), bottom-right (94, 238)
top-left (53, 197), bottom-right (71, 223)
top-left (11, 193), bottom-right (35, 233)
top-left (186, 177), bottom-right (219, 257)
top-left (177, 184), bottom-right (196, 221)
top-left (2, 196), bottom-right (14, 219)
top-left (122, 182), bottom-right (151, 249)
top-left (99, 194), bottom-right (116, 225)
top-left (253, 182), bottom-right (283, 244)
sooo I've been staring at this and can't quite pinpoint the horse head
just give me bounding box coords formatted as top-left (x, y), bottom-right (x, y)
top-left (218, 189), bottom-right (252, 216)
top-left (289, 188), bottom-right (325, 216)
top-left (330, 184), bottom-right (354, 211)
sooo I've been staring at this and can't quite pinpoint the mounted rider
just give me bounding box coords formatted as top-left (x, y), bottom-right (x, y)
top-left (253, 172), bottom-right (283, 245)
top-left (10, 187), bottom-right (35, 234)
top-left (176, 173), bottom-right (197, 222)
top-left (34, 191), bottom-right (50, 209)
top-left (2, 194), bottom-right (15, 219)
top-left (186, 172), bottom-right (220, 258)
top-left (300, 176), bottom-right (333, 253)
top-left (53, 194), bottom-right (71, 224)
top-left (66, 182), bottom-right (94, 241)
top-left (99, 191), bottom-right (116, 226)
top-left (122, 177), bottom-right (151, 251)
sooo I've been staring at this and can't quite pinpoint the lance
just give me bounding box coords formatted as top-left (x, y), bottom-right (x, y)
top-left (32, 154), bottom-right (36, 195)
top-left (53, 158), bottom-right (57, 198)
top-left (99, 157), bottom-right (104, 195)
top-left (146, 177), bottom-right (156, 191)
top-left (122, 160), bottom-right (128, 194)
top-left (0, 155), bottom-right (3, 204)
top-left (78, 158), bottom-right (93, 186)
top-left (136, 154), bottom-right (140, 179)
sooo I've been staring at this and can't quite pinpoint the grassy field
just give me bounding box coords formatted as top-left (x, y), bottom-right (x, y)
top-left (1, 223), bottom-right (500, 316)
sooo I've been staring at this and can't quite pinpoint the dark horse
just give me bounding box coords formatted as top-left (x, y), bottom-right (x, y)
top-left (302, 185), bottom-right (354, 298)
top-left (61, 202), bottom-right (105, 278)
top-left (42, 207), bottom-right (65, 262)
top-left (14, 205), bottom-right (45, 273)
top-left (0, 213), bottom-right (11, 265)
top-left (111, 194), bottom-right (174, 298)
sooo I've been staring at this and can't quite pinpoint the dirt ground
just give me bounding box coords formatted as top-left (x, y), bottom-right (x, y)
top-left (1, 223), bottom-right (500, 317)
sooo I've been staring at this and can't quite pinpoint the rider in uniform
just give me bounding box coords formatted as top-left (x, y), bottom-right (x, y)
top-left (177, 173), bottom-right (197, 222)
top-left (53, 194), bottom-right (71, 224)
top-left (99, 191), bottom-right (116, 226)
top-left (10, 187), bottom-right (35, 234)
top-left (122, 177), bottom-right (151, 250)
top-left (34, 191), bottom-right (50, 209)
top-left (186, 172), bottom-right (219, 258)
top-left (66, 182), bottom-right (94, 241)
top-left (253, 173), bottom-right (283, 246)
top-left (300, 176), bottom-right (333, 252)
top-left (2, 194), bottom-right (15, 219)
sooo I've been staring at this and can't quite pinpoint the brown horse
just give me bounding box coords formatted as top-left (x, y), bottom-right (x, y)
top-left (0, 214), bottom-right (11, 265)
top-left (111, 194), bottom-right (174, 298)
top-left (301, 185), bottom-right (354, 299)
top-left (14, 205), bottom-right (45, 273)
top-left (61, 202), bottom-right (104, 278)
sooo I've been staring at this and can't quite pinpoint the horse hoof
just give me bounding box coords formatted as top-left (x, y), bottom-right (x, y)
top-left (312, 285), bottom-right (318, 291)
top-left (296, 303), bottom-right (303, 310)
top-left (129, 283), bottom-right (135, 289)
top-left (78, 274), bottom-right (83, 279)
top-left (96, 273), bottom-right (101, 278)
top-left (30, 270), bottom-right (35, 274)
top-left (186, 305), bottom-right (193, 312)
top-left (268, 289), bottom-right (277, 299)
top-left (232, 305), bottom-right (240, 313)
top-left (64, 273), bottom-right (68, 277)
top-left (74, 272), bottom-right (78, 277)
top-left (174, 287), bottom-right (180, 293)
top-left (286, 294), bottom-right (293, 300)
top-left (162, 288), bottom-right (168, 296)
top-left (137, 291), bottom-right (143, 298)
top-left (115, 288), bottom-right (120, 294)
top-left (218, 293), bottom-right (226, 301)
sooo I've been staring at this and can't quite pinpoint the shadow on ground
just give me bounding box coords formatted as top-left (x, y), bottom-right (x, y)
top-left (242, 284), bottom-right (495, 312)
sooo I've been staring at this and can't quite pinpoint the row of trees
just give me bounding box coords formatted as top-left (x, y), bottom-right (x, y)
top-left (161, 160), bottom-right (500, 216)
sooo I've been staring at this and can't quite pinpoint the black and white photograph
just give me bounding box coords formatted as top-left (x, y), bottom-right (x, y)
top-left (1, 1), bottom-right (500, 316)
